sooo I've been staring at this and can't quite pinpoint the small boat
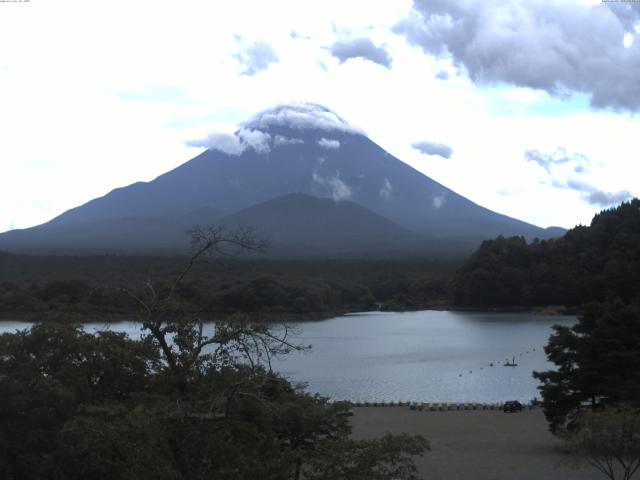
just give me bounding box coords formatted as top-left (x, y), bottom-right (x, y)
top-left (504, 356), bottom-right (518, 367)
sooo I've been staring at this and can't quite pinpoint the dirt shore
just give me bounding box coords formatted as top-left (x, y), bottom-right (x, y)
top-left (350, 407), bottom-right (602, 480)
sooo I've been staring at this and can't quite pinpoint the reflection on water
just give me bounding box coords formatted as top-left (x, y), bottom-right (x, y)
top-left (0, 310), bottom-right (575, 403)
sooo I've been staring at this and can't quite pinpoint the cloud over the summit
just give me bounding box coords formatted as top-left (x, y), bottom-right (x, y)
top-left (394, 0), bottom-right (640, 111)
top-left (188, 104), bottom-right (362, 157)
top-left (245, 103), bottom-right (364, 134)
top-left (412, 140), bottom-right (453, 159)
top-left (330, 37), bottom-right (393, 68)
top-left (235, 41), bottom-right (279, 76)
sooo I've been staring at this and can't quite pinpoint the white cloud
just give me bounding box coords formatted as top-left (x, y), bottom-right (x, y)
top-left (186, 132), bottom-right (245, 155)
top-left (235, 40), bottom-right (279, 76)
top-left (237, 128), bottom-right (271, 154)
top-left (380, 178), bottom-right (393, 200)
top-left (312, 171), bottom-right (353, 202)
top-left (565, 180), bottom-right (633, 207)
top-left (524, 147), bottom-right (633, 207)
top-left (525, 148), bottom-right (591, 174)
top-left (395, 0), bottom-right (640, 111)
top-left (526, 147), bottom-right (634, 207)
top-left (330, 37), bottom-right (393, 68)
top-left (412, 140), bottom-right (453, 159)
top-left (273, 135), bottom-right (304, 147)
top-left (432, 193), bottom-right (446, 209)
top-left (244, 103), bottom-right (364, 134)
top-left (317, 138), bottom-right (340, 149)
top-left (186, 128), bottom-right (271, 155)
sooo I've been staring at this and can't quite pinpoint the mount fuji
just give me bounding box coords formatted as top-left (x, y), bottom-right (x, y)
top-left (0, 103), bottom-right (563, 257)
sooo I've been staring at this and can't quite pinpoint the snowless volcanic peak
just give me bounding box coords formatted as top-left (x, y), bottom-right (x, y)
top-left (243, 103), bottom-right (364, 135)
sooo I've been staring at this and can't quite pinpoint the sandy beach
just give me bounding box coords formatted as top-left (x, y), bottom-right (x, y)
top-left (350, 407), bottom-right (602, 480)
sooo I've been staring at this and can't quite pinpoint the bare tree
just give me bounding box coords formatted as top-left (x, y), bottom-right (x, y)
top-left (121, 225), bottom-right (304, 392)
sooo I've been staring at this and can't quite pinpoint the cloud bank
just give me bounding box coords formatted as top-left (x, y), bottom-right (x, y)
top-left (412, 140), bottom-right (453, 159)
top-left (330, 37), bottom-right (393, 68)
top-left (394, 0), bottom-right (640, 111)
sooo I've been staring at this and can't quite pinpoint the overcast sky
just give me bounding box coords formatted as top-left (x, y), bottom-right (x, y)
top-left (1, 0), bottom-right (638, 233)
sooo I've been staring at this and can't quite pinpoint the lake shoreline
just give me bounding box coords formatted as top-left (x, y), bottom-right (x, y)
top-left (0, 304), bottom-right (579, 325)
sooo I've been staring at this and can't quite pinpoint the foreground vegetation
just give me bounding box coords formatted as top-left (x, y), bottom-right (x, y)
top-left (0, 229), bottom-right (428, 479)
top-left (534, 300), bottom-right (640, 480)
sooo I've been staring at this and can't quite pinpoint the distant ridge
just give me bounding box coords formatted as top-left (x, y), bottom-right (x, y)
top-left (216, 192), bottom-right (422, 256)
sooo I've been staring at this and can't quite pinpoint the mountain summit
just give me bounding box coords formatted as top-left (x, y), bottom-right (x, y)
top-left (0, 103), bottom-right (562, 256)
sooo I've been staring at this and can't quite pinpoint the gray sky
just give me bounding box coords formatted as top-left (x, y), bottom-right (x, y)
top-left (0, 0), bottom-right (638, 232)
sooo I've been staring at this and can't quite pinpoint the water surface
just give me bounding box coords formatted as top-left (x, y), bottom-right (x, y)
top-left (273, 310), bottom-right (574, 403)
top-left (0, 310), bottom-right (574, 403)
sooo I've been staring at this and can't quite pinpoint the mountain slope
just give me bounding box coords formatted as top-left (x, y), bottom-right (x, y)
top-left (217, 192), bottom-right (422, 256)
top-left (0, 208), bottom-right (222, 254)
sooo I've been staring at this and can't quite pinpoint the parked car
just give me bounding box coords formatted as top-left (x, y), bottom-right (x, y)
top-left (336, 408), bottom-right (355, 417)
top-left (503, 401), bottom-right (523, 413)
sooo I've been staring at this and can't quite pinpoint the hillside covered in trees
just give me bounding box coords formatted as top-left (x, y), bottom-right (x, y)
top-left (452, 199), bottom-right (640, 308)
top-left (0, 254), bottom-right (454, 321)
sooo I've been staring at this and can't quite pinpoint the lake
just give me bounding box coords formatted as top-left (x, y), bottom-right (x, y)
top-left (0, 310), bottom-right (575, 403)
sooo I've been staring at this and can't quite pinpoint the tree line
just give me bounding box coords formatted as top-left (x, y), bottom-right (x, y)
top-left (452, 199), bottom-right (640, 308)
top-left (521, 200), bottom-right (640, 479)
top-left (0, 256), bottom-right (454, 321)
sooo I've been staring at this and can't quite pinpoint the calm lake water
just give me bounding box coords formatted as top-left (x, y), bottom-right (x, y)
top-left (0, 310), bottom-right (575, 403)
